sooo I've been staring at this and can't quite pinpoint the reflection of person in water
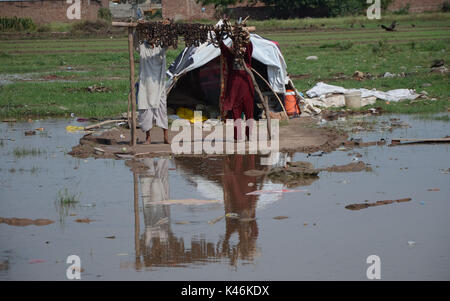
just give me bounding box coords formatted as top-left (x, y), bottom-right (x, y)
top-left (139, 158), bottom-right (170, 247)
top-left (221, 155), bottom-right (259, 264)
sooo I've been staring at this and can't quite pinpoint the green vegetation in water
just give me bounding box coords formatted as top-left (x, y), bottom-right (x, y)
top-left (55, 188), bottom-right (80, 225)
top-left (12, 147), bottom-right (47, 158)
top-left (56, 188), bottom-right (80, 205)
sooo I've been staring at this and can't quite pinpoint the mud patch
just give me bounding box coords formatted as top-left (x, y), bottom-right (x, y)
top-left (268, 161), bottom-right (320, 188)
top-left (0, 217), bottom-right (54, 226)
top-left (322, 161), bottom-right (372, 172)
top-left (75, 218), bottom-right (94, 223)
top-left (345, 198), bottom-right (412, 211)
top-left (68, 117), bottom-right (349, 159)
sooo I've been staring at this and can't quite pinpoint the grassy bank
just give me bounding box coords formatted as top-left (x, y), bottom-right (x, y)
top-left (0, 13), bottom-right (448, 118)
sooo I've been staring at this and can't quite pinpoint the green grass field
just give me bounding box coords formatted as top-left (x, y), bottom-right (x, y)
top-left (0, 13), bottom-right (449, 119)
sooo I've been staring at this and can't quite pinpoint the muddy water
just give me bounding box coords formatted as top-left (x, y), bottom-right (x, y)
top-left (0, 115), bottom-right (449, 280)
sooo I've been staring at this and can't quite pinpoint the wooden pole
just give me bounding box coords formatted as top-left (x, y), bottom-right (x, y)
top-left (133, 172), bottom-right (141, 268)
top-left (243, 64), bottom-right (271, 140)
top-left (251, 67), bottom-right (289, 120)
top-left (128, 27), bottom-right (137, 147)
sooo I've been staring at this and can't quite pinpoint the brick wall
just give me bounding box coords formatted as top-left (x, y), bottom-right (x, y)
top-left (161, 0), bottom-right (215, 21)
top-left (161, 0), bottom-right (446, 20)
top-left (0, 0), bottom-right (109, 24)
top-left (388, 0), bottom-right (446, 13)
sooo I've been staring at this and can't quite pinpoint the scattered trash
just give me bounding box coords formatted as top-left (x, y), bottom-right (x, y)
top-left (306, 56), bottom-right (318, 61)
top-left (105, 235), bottom-right (116, 239)
top-left (306, 82), bottom-right (422, 102)
top-left (35, 127), bottom-right (44, 132)
top-left (407, 241), bottom-right (416, 247)
top-left (427, 188), bottom-right (440, 192)
top-left (29, 259), bottom-right (45, 264)
top-left (116, 253), bottom-right (128, 256)
top-left (24, 130), bottom-right (36, 136)
top-left (65, 125), bottom-right (85, 133)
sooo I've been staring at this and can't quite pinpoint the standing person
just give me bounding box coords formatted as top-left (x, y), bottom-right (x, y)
top-left (135, 19), bottom-right (170, 145)
top-left (219, 30), bottom-right (254, 140)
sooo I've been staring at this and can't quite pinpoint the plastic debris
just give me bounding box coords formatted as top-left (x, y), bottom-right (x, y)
top-left (65, 125), bottom-right (84, 133)
top-left (225, 213), bottom-right (239, 219)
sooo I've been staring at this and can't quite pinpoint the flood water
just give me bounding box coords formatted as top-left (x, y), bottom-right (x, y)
top-left (0, 114), bottom-right (449, 280)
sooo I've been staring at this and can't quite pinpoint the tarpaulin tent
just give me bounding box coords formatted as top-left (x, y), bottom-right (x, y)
top-left (165, 32), bottom-right (291, 119)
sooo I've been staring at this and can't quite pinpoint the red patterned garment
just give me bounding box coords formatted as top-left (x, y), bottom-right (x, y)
top-left (219, 41), bottom-right (255, 121)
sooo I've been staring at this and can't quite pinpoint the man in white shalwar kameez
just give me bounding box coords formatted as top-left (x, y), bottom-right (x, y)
top-left (135, 21), bottom-right (170, 144)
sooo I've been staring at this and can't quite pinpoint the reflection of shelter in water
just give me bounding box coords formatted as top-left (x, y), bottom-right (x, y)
top-left (133, 155), bottom-right (263, 268)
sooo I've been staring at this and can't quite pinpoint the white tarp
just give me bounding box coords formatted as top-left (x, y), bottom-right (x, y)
top-left (306, 82), bottom-right (420, 102)
top-left (166, 33), bottom-right (289, 94)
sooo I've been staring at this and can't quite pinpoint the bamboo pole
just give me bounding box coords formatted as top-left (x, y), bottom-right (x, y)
top-left (84, 119), bottom-right (125, 131)
top-left (251, 67), bottom-right (289, 120)
top-left (243, 63), bottom-right (271, 140)
top-left (133, 173), bottom-right (141, 268)
top-left (128, 27), bottom-right (137, 147)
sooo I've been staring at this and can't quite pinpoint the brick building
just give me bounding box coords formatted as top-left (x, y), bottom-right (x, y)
top-left (161, 0), bottom-right (447, 20)
top-left (388, 0), bottom-right (446, 13)
top-left (0, 0), bottom-right (109, 24)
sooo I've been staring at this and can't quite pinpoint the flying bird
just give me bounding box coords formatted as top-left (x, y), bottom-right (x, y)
top-left (381, 21), bottom-right (397, 32)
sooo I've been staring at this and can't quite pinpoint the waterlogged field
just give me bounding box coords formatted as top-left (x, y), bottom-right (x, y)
top-left (0, 13), bottom-right (449, 118)
top-left (0, 13), bottom-right (449, 281)
top-left (0, 115), bottom-right (449, 280)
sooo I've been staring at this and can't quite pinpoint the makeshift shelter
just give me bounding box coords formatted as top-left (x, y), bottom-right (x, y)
top-left (166, 33), bottom-right (293, 120)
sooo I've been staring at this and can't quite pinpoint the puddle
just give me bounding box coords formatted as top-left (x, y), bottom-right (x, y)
top-left (0, 114), bottom-right (449, 280)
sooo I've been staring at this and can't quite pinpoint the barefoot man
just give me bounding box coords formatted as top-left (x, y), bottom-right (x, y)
top-left (136, 20), bottom-right (170, 145)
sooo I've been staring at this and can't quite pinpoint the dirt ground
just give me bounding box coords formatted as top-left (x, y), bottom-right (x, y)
top-left (68, 117), bottom-right (349, 159)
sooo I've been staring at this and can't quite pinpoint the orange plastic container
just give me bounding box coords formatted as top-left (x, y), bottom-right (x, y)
top-left (284, 90), bottom-right (300, 116)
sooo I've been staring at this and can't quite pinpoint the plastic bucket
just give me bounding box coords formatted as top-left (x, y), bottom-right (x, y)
top-left (284, 90), bottom-right (300, 116)
top-left (345, 91), bottom-right (362, 109)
